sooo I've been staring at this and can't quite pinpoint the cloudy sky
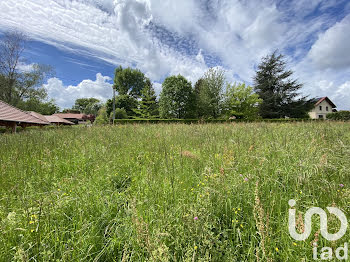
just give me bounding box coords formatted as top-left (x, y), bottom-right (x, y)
top-left (0, 0), bottom-right (349, 109)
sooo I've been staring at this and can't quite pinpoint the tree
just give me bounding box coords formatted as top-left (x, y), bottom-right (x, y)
top-left (94, 106), bottom-right (109, 125)
top-left (106, 94), bottom-right (138, 118)
top-left (159, 75), bottom-right (195, 119)
top-left (133, 84), bottom-right (159, 118)
top-left (114, 66), bottom-right (151, 98)
top-left (72, 98), bottom-right (101, 115)
top-left (0, 31), bottom-right (54, 106)
top-left (224, 83), bottom-right (262, 119)
top-left (17, 98), bottom-right (59, 115)
top-left (197, 67), bottom-right (225, 118)
top-left (253, 51), bottom-right (315, 118)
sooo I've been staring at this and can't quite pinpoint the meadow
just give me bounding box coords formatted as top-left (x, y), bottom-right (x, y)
top-left (0, 122), bottom-right (350, 261)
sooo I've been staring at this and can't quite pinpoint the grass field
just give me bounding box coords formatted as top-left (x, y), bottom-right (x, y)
top-left (1, 122), bottom-right (350, 261)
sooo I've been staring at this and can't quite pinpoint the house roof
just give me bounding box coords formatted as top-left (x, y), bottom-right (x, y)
top-left (45, 115), bottom-right (74, 125)
top-left (28, 111), bottom-right (74, 125)
top-left (53, 113), bottom-right (86, 120)
top-left (0, 100), bottom-right (49, 125)
top-left (315, 97), bottom-right (336, 108)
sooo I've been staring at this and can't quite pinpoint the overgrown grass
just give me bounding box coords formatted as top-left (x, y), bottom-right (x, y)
top-left (1, 122), bottom-right (349, 261)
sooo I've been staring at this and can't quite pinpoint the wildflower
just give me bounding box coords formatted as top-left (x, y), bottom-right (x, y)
top-left (275, 247), bottom-right (279, 252)
top-left (293, 242), bottom-right (297, 246)
top-left (58, 188), bottom-right (61, 191)
top-left (299, 190), bottom-right (302, 194)
top-left (30, 229), bottom-right (35, 233)
top-left (238, 208), bottom-right (241, 211)
top-left (340, 184), bottom-right (344, 188)
top-left (240, 224), bottom-right (243, 228)
top-left (191, 188), bottom-right (194, 191)
top-left (194, 246), bottom-right (198, 250)
top-left (239, 174), bottom-right (243, 177)
top-left (29, 220), bottom-right (34, 224)
top-left (235, 211), bottom-right (238, 214)
top-left (200, 195), bottom-right (203, 198)
top-left (194, 216), bottom-right (198, 220)
top-left (244, 178), bottom-right (248, 182)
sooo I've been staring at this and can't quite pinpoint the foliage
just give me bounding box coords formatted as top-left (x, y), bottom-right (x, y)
top-left (1, 122), bottom-right (349, 261)
top-left (72, 98), bottom-right (101, 115)
top-left (159, 75), bottom-right (196, 119)
top-left (17, 98), bottom-right (59, 115)
top-left (0, 31), bottom-right (55, 106)
top-left (133, 84), bottom-right (159, 119)
top-left (94, 106), bottom-right (109, 125)
top-left (114, 66), bottom-right (151, 98)
top-left (327, 111), bottom-right (350, 121)
top-left (196, 68), bottom-right (225, 119)
top-left (253, 51), bottom-right (315, 118)
top-left (114, 108), bottom-right (128, 119)
top-left (223, 83), bottom-right (262, 120)
top-left (106, 95), bottom-right (138, 119)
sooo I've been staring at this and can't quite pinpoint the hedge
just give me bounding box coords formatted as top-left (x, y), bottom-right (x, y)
top-left (113, 118), bottom-right (318, 124)
top-left (326, 111), bottom-right (350, 121)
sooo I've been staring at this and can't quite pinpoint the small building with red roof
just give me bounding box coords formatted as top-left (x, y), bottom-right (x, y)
top-left (309, 97), bottom-right (337, 119)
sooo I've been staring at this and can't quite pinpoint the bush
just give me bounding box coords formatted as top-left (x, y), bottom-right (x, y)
top-left (115, 108), bottom-right (128, 119)
top-left (327, 111), bottom-right (350, 121)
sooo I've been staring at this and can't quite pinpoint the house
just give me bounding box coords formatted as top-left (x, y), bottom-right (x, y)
top-left (53, 113), bottom-right (87, 124)
top-left (28, 112), bottom-right (74, 126)
top-left (308, 97), bottom-right (337, 119)
top-left (0, 100), bottom-right (49, 132)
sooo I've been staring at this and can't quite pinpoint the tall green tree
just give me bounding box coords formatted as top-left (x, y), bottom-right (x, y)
top-left (0, 31), bottom-right (54, 106)
top-left (114, 66), bottom-right (151, 98)
top-left (224, 83), bottom-right (262, 119)
top-left (106, 94), bottom-right (138, 118)
top-left (17, 98), bottom-right (59, 115)
top-left (72, 98), bottom-right (101, 115)
top-left (159, 75), bottom-right (195, 119)
top-left (197, 67), bottom-right (225, 119)
top-left (134, 84), bottom-right (159, 118)
top-left (253, 51), bottom-right (315, 118)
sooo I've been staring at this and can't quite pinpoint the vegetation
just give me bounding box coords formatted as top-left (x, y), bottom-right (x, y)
top-left (159, 75), bottom-right (195, 119)
top-left (1, 122), bottom-right (350, 261)
top-left (0, 31), bottom-right (58, 112)
top-left (253, 51), bottom-right (315, 118)
top-left (72, 98), bottom-right (102, 115)
top-left (327, 111), bottom-right (350, 121)
top-left (223, 83), bottom-right (262, 120)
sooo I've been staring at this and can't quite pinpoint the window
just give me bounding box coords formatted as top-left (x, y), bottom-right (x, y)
top-left (319, 106), bottom-right (322, 111)
top-left (318, 115), bottom-right (324, 119)
top-left (326, 106), bottom-right (329, 111)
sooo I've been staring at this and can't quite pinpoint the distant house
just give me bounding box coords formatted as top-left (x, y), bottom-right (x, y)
top-left (28, 112), bottom-right (74, 126)
top-left (53, 113), bottom-right (87, 124)
top-left (308, 97), bottom-right (337, 119)
top-left (0, 100), bottom-right (49, 132)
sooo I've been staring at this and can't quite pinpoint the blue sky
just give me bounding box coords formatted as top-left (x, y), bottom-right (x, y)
top-left (0, 0), bottom-right (349, 109)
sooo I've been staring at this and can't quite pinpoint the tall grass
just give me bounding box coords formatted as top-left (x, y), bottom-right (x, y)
top-left (0, 122), bottom-right (349, 261)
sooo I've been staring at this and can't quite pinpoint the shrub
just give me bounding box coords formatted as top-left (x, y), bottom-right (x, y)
top-left (327, 111), bottom-right (350, 121)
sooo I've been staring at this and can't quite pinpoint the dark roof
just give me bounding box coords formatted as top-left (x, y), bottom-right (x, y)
top-left (0, 100), bottom-right (49, 125)
top-left (53, 113), bottom-right (86, 120)
top-left (315, 97), bottom-right (336, 108)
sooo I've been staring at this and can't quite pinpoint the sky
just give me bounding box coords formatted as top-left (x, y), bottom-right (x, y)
top-left (0, 0), bottom-right (349, 110)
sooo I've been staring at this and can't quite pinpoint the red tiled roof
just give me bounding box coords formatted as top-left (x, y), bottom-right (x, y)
top-left (0, 100), bottom-right (49, 125)
top-left (45, 115), bottom-right (74, 125)
top-left (315, 97), bottom-right (336, 108)
top-left (53, 113), bottom-right (86, 120)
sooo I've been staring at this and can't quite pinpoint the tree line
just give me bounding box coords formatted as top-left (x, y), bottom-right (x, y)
top-left (95, 51), bottom-right (315, 124)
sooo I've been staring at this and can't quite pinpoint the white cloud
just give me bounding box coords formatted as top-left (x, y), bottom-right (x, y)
top-left (44, 73), bottom-right (113, 108)
top-left (0, 0), bottom-right (349, 109)
top-left (308, 14), bottom-right (350, 70)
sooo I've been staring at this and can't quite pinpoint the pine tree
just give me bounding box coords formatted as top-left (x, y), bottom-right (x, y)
top-left (134, 83), bottom-right (159, 119)
top-left (253, 51), bottom-right (315, 118)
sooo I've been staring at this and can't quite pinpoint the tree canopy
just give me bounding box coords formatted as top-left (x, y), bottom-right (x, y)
top-left (114, 66), bottom-right (151, 98)
top-left (159, 75), bottom-right (195, 119)
top-left (0, 31), bottom-right (55, 108)
top-left (253, 51), bottom-right (314, 118)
